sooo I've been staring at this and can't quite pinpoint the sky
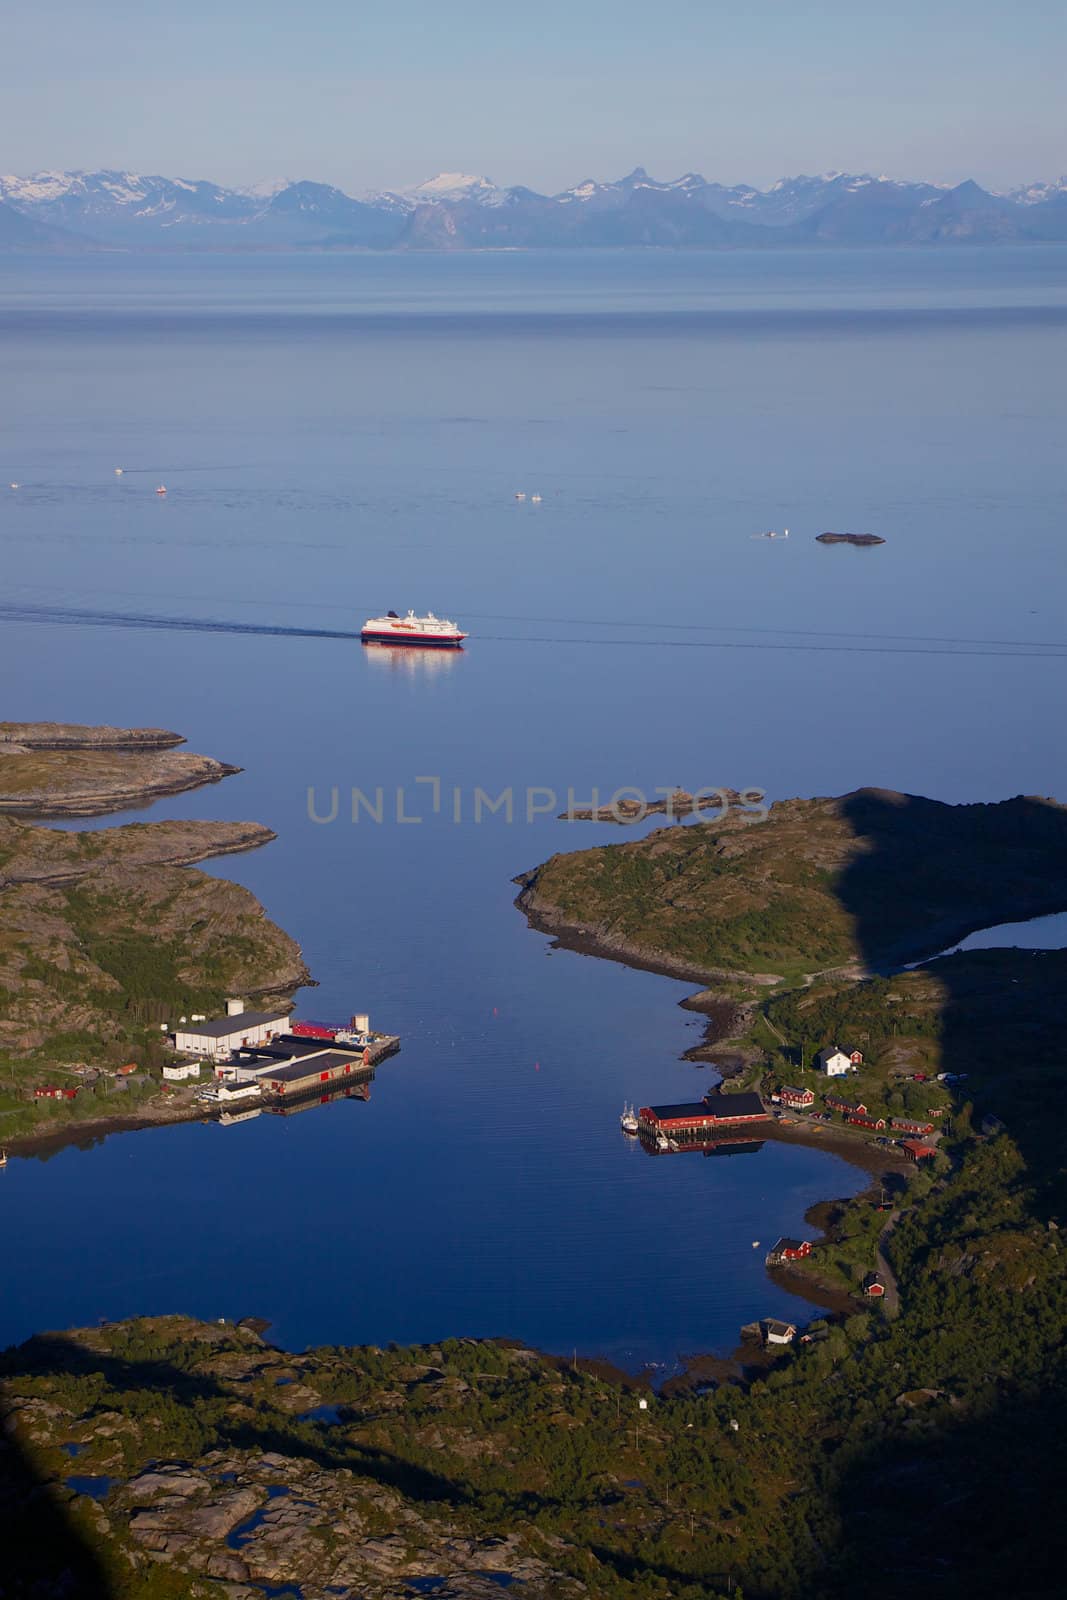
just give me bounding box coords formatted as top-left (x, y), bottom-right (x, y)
top-left (2, 0), bottom-right (1064, 193)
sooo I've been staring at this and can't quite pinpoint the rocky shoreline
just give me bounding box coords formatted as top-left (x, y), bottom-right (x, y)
top-left (513, 866), bottom-right (784, 990)
top-left (557, 786), bottom-right (765, 824)
top-left (0, 722), bottom-right (241, 815)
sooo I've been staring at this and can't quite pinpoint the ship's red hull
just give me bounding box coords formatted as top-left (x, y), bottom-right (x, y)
top-left (361, 629), bottom-right (466, 648)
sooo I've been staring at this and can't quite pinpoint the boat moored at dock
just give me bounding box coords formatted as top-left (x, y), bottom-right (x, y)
top-left (361, 610), bottom-right (468, 648)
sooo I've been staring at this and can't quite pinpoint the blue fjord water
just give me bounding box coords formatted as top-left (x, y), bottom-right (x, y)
top-left (0, 248), bottom-right (1064, 1367)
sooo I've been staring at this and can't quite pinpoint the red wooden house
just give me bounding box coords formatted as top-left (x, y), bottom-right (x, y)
top-left (766, 1237), bottom-right (813, 1266)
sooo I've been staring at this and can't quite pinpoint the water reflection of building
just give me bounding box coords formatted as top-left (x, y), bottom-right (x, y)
top-left (266, 1075), bottom-right (374, 1118)
top-left (361, 641), bottom-right (464, 680)
top-left (639, 1133), bottom-right (765, 1159)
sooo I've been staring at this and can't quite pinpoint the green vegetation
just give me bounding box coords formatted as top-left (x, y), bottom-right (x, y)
top-left (0, 814), bottom-right (306, 1142)
top-left (4, 948), bottom-right (1065, 1594)
top-left (5, 1097), bottom-right (1066, 1600)
top-left (517, 788), bottom-right (1067, 980)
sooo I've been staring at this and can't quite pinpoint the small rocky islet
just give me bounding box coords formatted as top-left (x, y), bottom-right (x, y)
top-left (0, 721), bottom-right (240, 816)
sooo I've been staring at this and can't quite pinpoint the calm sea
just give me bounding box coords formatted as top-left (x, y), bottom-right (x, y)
top-left (1, 247), bottom-right (1064, 1367)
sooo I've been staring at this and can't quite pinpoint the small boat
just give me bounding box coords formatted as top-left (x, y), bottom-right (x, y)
top-left (514, 491), bottom-right (526, 501)
top-left (361, 609), bottom-right (468, 648)
top-left (530, 493), bottom-right (542, 504)
top-left (155, 484), bottom-right (167, 496)
top-left (620, 1103), bottom-right (639, 1135)
top-left (9, 483), bottom-right (19, 490)
top-left (0, 1149), bottom-right (7, 1167)
top-left (114, 467), bottom-right (124, 475)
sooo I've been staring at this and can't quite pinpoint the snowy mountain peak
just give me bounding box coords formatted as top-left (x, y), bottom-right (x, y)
top-left (1006, 176), bottom-right (1067, 204)
top-left (238, 177), bottom-right (294, 199)
top-left (405, 172), bottom-right (501, 203)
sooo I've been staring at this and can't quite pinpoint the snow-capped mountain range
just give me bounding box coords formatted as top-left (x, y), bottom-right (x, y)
top-left (1, 165), bottom-right (1065, 251)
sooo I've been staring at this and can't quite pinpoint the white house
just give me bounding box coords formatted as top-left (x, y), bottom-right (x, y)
top-left (817, 1045), bottom-right (861, 1078)
top-left (172, 999), bottom-right (287, 1063)
top-left (162, 1060), bottom-right (204, 1082)
top-left (762, 1319), bottom-right (797, 1346)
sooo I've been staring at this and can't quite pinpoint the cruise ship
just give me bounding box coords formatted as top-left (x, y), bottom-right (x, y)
top-left (360, 609), bottom-right (468, 648)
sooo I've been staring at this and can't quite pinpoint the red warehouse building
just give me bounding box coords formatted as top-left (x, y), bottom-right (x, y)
top-left (638, 1092), bottom-right (768, 1145)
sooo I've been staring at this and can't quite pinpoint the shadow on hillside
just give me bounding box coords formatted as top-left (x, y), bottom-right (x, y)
top-left (815, 788), bottom-right (1067, 1598)
top-left (0, 1410), bottom-right (113, 1599)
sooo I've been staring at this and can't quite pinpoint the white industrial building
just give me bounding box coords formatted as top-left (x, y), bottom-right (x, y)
top-left (172, 999), bottom-right (288, 1063)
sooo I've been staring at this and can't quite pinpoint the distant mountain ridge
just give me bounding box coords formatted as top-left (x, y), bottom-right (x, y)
top-left (1, 165), bottom-right (1065, 251)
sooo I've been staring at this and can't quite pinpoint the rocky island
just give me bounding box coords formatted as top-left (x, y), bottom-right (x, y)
top-left (0, 721), bottom-right (240, 816)
top-left (815, 531), bottom-right (886, 546)
top-left (0, 723), bottom-right (309, 1146)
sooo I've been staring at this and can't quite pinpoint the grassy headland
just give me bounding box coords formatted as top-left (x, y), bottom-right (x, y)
top-left (515, 788), bottom-right (1067, 987)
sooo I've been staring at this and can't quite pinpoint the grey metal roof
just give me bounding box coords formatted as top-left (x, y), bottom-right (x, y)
top-left (178, 1011), bottom-right (286, 1039)
top-left (257, 1050), bottom-right (367, 1085)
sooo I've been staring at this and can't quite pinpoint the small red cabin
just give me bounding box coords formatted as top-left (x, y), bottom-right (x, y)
top-left (826, 1095), bottom-right (868, 1116)
top-left (846, 1113), bottom-right (887, 1131)
top-left (902, 1139), bottom-right (937, 1163)
top-left (863, 1272), bottom-right (887, 1298)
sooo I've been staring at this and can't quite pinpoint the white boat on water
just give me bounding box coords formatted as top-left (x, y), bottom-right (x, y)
top-left (361, 609), bottom-right (468, 648)
top-left (620, 1103), bottom-right (639, 1135)
top-left (0, 1148), bottom-right (7, 1167)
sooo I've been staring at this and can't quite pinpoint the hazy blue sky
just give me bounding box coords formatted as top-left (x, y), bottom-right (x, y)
top-left (2, 0), bottom-right (1063, 192)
